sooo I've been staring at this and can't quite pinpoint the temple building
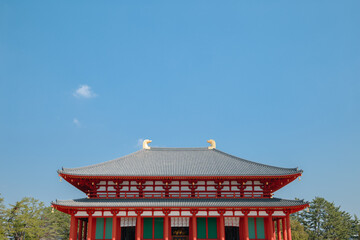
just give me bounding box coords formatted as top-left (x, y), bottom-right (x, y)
top-left (52, 139), bottom-right (308, 240)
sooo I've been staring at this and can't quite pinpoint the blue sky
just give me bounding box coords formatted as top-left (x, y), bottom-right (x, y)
top-left (1, 0), bottom-right (359, 216)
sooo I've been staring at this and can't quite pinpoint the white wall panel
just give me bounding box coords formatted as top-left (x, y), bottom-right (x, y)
top-left (197, 211), bottom-right (207, 216)
top-left (273, 211), bottom-right (286, 216)
top-left (181, 211), bottom-right (192, 216)
top-left (208, 211), bottom-right (220, 216)
top-left (171, 217), bottom-right (189, 227)
top-left (224, 211), bottom-right (233, 216)
top-left (248, 211), bottom-right (257, 216)
top-left (169, 211), bottom-right (180, 216)
top-left (142, 211), bottom-right (153, 216)
top-left (117, 211), bottom-right (127, 216)
top-left (103, 211), bottom-right (112, 216)
top-left (127, 211), bottom-right (137, 216)
top-left (225, 217), bottom-right (239, 226)
top-left (234, 211), bottom-right (244, 216)
top-left (75, 211), bottom-right (88, 217)
top-left (93, 211), bottom-right (102, 216)
top-left (154, 211), bottom-right (165, 216)
top-left (258, 211), bottom-right (267, 216)
top-left (121, 217), bottom-right (136, 227)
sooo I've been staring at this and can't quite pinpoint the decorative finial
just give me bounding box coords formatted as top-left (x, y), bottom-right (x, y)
top-left (207, 139), bottom-right (216, 149)
top-left (143, 139), bottom-right (152, 149)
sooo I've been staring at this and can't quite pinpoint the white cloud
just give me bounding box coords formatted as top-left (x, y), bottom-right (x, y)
top-left (73, 118), bottom-right (81, 127)
top-left (73, 85), bottom-right (97, 98)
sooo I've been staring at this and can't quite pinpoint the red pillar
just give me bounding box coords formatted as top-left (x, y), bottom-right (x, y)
top-left (276, 219), bottom-right (281, 240)
top-left (282, 218), bottom-right (287, 240)
top-left (267, 216), bottom-right (274, 240)
top-left (243, 215), bottom-right (249, 240)
top-left (136, 214), bottom-right (142, 240)
top-left (70, 215), bottom-right (78, 240)
top-left (219, 214), bottom-right (225, 240)
top-left (286, 214), bottom-right (292, 240)
top-left (87, 214), bottom-right (94, 240)
top-left (192, 214), bottom-right (197, 240)
top-left (164, 214), bottom-right (170, 240)
top-left (112, 214), bottom-right (118, 240)
top-left (79, 220), bottom-right (83, 240)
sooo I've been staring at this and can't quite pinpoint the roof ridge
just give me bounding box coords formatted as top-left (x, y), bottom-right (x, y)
top-left (149, 147), bottom-right (208, 151)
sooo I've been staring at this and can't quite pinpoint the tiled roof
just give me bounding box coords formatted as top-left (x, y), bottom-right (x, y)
top-left (53, 198), bottom-right (307, 208)
top-left (59, 148), bottom-right (302, 177)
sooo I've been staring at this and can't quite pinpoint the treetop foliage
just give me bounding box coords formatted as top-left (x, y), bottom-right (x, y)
top-left (0, 195), bottom-right (69, 240)
top-left (294, 197), bottom-right (359, 240)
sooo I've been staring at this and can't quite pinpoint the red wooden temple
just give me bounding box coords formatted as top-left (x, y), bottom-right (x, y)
top-left (52, 139), bottom-right (308, 240)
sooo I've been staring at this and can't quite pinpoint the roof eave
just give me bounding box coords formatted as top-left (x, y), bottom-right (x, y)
top-left (59, 172), bottom-right (302, 179)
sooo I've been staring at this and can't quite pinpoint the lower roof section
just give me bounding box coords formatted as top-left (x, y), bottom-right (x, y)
top-left (53, 197), bottom-right (307, 209)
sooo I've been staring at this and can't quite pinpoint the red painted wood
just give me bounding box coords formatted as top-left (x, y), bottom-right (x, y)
top-left (53, 204), bottom-right (309, 216)
top-left (87, 215), bottom-right (93, 240)
top-left (206, 217), bottom-right (208, 239)
top-left (192, 215), bottom-right (197, 240)
top-left (219, 215), bottom-right (225, 240)
top-left (286, 215), bottom-right (291, 240)
top-left (243, 216), bottom-right (249, 240)
top-left (92, 218), bottom-right (96, 239)
top-left (164, 215), bottom-right (170, 240)
top-left (136, 215), bottom-right (142, 240)
top-left (112, 215), bottom-right (118, 240)
top-left (69, 215), bottom-right (78, 240)
top-left (267, 216), bottom-right (274, 240)
top-left (168, 217), bottom-right (171, 240)
top-left (282, 218), bottom-right (287, 240)
top-left (60, 173), bottom-right (302, 198)
top-left (60, 173), bottom-right (301, 181)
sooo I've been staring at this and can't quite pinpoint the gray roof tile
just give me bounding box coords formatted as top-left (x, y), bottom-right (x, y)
top-left (53, 198), bottom-right (307, 208)
top-left (59, 148), bottom-right (302, 177)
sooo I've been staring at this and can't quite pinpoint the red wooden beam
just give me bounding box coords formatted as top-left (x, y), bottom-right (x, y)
top-left (69, 215), bottom-right (78, 240)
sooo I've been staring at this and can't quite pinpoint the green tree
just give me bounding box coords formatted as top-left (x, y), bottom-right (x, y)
top-left (0, 194), bottom-right (6, 240)
top-left (352, 215), bottom-right (360, 240)
top-left (5, 197), bottom-right (48, 240)
top-left (42, 207), bottom-right (70, 240)
top-left (291, 217), bottom-right (309, 240)
top-left (296, 197), bottom-right (358, 240)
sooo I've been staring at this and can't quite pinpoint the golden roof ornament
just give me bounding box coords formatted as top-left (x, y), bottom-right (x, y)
top-left (207, 139), bottom-right (216, 149)
top-left (143, 139), bottom-right (152, 149)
